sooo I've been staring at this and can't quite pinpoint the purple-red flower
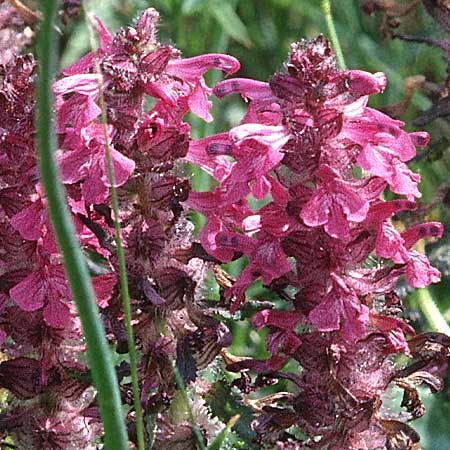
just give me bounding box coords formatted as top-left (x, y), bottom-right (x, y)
top-left (192, 36), bottom-right (444, 449)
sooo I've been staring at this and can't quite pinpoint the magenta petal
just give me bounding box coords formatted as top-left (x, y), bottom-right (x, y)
top-left (324, 203), bottom-right (351, 241)
top-left (253, 309), bottom-right (301, 331)
top-left (82, 162), bottom-right (108, 204)
top-left (57, 95), bottom-right (101, 133)
top-left (375, 222), bottom-right (404, 259)
top-left (44, 298), bottom-right (71, 329)
top-left (103, 147), bottom-right (136, 187)
top-left (309, 293), bottom-right (341, 332)
top-left (10, 201), bottom-right (45, 241)
top-left (92, 273), bottom-right (117, 308)
top-left (188, 80), bottom-right (213, 122)
top-left (59, 148), bottom-right (91, 184)
top-left (357, 143), bottom-right (392, 179)
top-left (401, 222), bottom-right (444, 249)
top-left (348, 70), bottom-right (387, 95)
top-left (371, 314), bottom-right (415, 354)
top-left (93, 16), bottom-right (114, 51)
top-left (334, 182), bottom-right (369, 222)
top-left (166, 53), bottom-right (240, 80)
top-left (409, 131), bottom-right (430, 148)
top-left (389, 158), bottom-right (421, 198)
top-left (53, 74), bottom-right (101, 96)
top-left (10, 271), bottom-right (46, 311)
top-left (199, 219), bottom-right (235, 262)
top-left (231, 124), bottom-right (289, 150)
top-left (341, 297), bottom-right (369, 342)
top-left (301, 188), bottom-right (331, 227)
top-left (213, 78), bottom-right (274, 101)
top-left (251, 176), bottom-right (271, 200)
top-left (405, 252), bottom-right (441, 288)
top-left (62, 52), bottom-right (94, 76)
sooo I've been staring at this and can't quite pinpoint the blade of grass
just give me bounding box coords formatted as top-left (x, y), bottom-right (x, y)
top-left (36, 1), bottom-right (129, 449)
top-left (82, 5), bottom-right (146, 450)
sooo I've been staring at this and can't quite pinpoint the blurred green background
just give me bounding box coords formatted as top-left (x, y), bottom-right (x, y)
top-left (62, 1), bottom-right (450, 448)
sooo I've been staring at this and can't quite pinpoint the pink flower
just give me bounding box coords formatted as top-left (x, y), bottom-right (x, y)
top-left (308, 275), bottom-right (369, 342)
top-left (58, 124), bottom-right (135, 204)
top-left (300, 164), bottom-right (369, 240)
top-left (9, 258), bottom-right (72, 329)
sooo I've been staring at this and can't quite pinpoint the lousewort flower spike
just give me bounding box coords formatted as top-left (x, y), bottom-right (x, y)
top-left (190, 36), bottom-right (448, 449)
top-left (0, 9), bottom-right (239, 448)
top-left (0, 5), bottom-right (447, 449)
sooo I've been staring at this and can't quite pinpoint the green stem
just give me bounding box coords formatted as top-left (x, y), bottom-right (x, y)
top-left (36, 2), bottom-right (128, 449)
top-left (82, 8), bottom-right (146, 450)
top-left (414, 288), bottom-right (450, 335)
top-left (321, 0), bottom-right (347, 69)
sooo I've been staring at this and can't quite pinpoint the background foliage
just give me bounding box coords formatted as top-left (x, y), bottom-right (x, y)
top-left (59, 1), bottom-right (450, 448)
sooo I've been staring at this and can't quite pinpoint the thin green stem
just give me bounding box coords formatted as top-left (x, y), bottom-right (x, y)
top-left (321, 0), bottom-right (347, 69)
top-left (82, 7), bottom-right (145, 450)
top-left (36, 1), bottom-right (128, 449)
top-left (414, 288), bottom-right (450, 335)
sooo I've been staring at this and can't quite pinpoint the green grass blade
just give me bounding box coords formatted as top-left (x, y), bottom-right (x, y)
top-left (35, 1), bottom-right (129, 449)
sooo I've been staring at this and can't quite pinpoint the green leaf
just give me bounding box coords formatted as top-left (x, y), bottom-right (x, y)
top-left (207, 415), bottom-right (240, 450)
top-left (210, 2), bottom-right (252, 48)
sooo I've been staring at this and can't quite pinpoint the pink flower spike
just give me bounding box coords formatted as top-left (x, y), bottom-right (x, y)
top-left (165, 53), bottom-right (240, 81)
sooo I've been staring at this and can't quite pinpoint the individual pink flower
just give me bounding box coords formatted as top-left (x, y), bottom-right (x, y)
top-left (58, 124), bottom-right (135, 204)
top-left (9, 256), bottom-right (72, 329)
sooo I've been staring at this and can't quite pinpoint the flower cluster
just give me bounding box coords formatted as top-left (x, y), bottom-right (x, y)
top-left (1, 6), bottom-right (448, 449)
top-left (190, 37), bottom-right (447, 449)
top-left (0, 9), bottom-right (238, 448)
